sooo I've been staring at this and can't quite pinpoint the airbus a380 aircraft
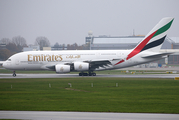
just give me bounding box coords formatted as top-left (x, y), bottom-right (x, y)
top-left (1, 17), bottom-right (174, 77)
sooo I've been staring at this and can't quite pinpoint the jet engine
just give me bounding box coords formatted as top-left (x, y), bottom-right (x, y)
top-left (55, 64), bottom-right (70, 73)
top-left (74, 62), bottom-right (89, 71)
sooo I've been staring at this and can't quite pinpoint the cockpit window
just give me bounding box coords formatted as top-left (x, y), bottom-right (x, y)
top-left (8, 59), bottom-right (11, 61)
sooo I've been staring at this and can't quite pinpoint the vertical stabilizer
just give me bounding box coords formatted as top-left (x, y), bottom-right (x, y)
top-left (126, 17), bottom-right (174, 60)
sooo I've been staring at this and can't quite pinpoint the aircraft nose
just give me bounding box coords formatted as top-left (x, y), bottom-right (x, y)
top-left (2, 62), bottom-right (7, 68)
top-left (2, 62), bottom-right (4, 67)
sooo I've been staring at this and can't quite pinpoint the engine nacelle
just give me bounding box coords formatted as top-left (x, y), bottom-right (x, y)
top-left (55, 64), bottom-right (70, 73)
top-left (74, 62), bottom-right (89, 71)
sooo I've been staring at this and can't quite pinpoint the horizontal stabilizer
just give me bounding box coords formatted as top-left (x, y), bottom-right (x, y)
top-left (142, 52), bottom-right (174, 58)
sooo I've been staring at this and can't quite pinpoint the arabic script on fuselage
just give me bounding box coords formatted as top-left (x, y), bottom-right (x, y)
top-left (66, 55), bottom-right (80, 59)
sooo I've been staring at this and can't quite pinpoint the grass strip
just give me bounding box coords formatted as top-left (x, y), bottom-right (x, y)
top-left (0, 77), bottom-right (179, 113)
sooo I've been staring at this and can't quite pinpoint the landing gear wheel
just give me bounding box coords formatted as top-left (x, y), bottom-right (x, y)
top-left (79, 72), bottom-right (88, 76)
top-left (89, 73), bottom-right (92, 76)
top-left (79, 72), bottom-right (96, 76)
top-left (13, 74), bottom-right (16, 77)
top-left (88, 71), bottom-right (95, 76)
top-left (83, 73), bottom-right (88, 76)
top-left (92, 73), bottom-right (96, 76)
top-left (79, 73), bottom-right (82, 76)
top-left (13, 71), bottom-right (16, 77)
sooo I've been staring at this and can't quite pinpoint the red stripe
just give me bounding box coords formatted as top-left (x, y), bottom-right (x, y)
top-left (114, 30), bottom-right (157, 66)
top-left (114, 59), bottom-right (124, 65)
top-left (126, 30), bottom-right (157, 60)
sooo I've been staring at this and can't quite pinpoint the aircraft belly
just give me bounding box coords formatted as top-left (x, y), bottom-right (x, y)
top-left (14, 62), bottom-right (42, 70)
top-left (25, 64), bottom-right (42, 70)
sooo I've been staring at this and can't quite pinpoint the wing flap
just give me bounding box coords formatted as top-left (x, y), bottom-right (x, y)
top-left (84, 59), bottom-right (112, 70)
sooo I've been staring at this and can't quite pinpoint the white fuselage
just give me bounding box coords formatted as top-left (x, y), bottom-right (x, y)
top-left (2, 50), bottom-right (161, 71)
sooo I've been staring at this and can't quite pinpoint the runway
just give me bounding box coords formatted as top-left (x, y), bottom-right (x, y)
top-left (0, 111), bottom-right (179, 120)
top-left (0, 73), bottom-right (179, 79)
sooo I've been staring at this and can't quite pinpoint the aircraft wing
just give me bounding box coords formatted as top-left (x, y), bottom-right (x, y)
top-left (83, 59), bottom-right (111, 70)
top-left (45, 59), bottom-right (120, 71)
top-left (142, 52), bottom-right (174, 58)
top-left (84, 59), bottom-right (117, 70)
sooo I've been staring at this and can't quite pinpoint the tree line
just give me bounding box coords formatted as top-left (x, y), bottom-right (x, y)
top-left (0, 36), bottom-right (90, 60)
top-left (0, 36), bottom-right (27, 61)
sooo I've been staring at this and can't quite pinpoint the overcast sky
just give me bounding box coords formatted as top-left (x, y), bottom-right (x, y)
top-left (0, 0), bottom-right (179, 46)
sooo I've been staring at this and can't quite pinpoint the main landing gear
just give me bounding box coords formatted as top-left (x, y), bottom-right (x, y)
top-left (79, 72), bottom-right (96, 76)
top-left (13, 71), bottom-right (16, 77)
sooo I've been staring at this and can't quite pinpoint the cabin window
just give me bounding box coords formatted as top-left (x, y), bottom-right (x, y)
top-left (8, 59), bottom-right (11, 61)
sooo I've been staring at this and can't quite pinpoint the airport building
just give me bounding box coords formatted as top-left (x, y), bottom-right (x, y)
top-left (51, 44), bottom-right (67, 50)
top-left (23, 45), bottom-right (40, 51)
top-left (0, 44), bottom-right (6, 50)
top-left (86, 36), bottom-right (177, 50)
top-left (87, 36), bottom-right (144, 50)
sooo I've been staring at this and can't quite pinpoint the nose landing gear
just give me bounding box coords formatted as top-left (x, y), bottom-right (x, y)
top-left (13, 71), bottom-right (16, 77)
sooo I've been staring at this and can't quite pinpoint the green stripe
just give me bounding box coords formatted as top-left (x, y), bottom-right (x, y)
top-left (153, 19), bottom-right (174, 38)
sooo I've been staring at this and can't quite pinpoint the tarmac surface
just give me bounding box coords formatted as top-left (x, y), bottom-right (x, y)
top-left (1, 66), bottom-right (179, 79)
top-left (0, 111), bottom-right (179, 120)
top-left (1, 73), bottom-right (179, 79)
